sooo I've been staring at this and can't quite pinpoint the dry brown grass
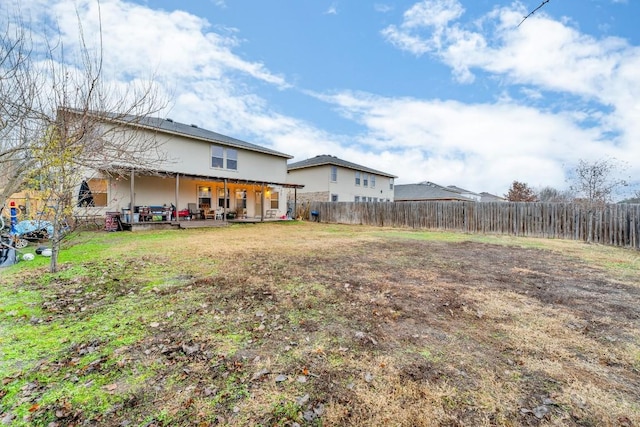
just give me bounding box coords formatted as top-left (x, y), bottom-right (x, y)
top-left (2, 222), bottom-right (639, 426)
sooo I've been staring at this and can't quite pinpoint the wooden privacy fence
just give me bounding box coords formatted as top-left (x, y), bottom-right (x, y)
top-left (309, 201), bottom-right (640, 249)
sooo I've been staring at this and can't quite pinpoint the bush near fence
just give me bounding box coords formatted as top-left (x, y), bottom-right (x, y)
top-left (309, 201), bottom-right (640, 249)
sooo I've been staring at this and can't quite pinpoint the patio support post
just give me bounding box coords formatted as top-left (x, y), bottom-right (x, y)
top-left (130, 169), bottom-right (135, 222)
top-left (261, 184), bottom-right (265, 223)
top-left (294, 188), bottom-right (297, 220)
top-left (175, 174), bottom-right (180, 223)
top-left (223, 179), bottom-right (228, 221)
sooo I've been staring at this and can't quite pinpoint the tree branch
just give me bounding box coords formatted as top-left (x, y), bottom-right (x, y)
top-left (518, 0), bottom-right (551, 27)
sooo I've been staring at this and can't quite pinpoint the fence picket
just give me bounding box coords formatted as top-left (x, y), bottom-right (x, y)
top-left (309, 201), bottom-right (640, 250)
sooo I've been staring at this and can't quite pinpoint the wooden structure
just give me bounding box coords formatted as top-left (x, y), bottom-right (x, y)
top-left (309, 201), bottom-right (640, 250)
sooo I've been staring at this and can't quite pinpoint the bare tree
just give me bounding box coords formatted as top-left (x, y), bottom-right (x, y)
top-left (0, 15), bottom-right (41, 203)
top-left (1, 4), bottom-right (167, 272)
top-left (568, 158), bottom-right (629, 209)
top-left (505, 181), bottom-right (538, 202)
top-left (518, 0), bottom-right (552, 27)
top-left (537, 186), bottom-right (573, 203)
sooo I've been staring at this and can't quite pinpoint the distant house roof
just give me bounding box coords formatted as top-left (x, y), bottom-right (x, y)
top-left (479, 192), bottom-right (507, 202)
top-left (395, 181), bottom-right (476, 202)
top-left (447, 185), bottom-right (480, 196)
top-left (62, 107), bottom-right (293, 159)
top-left (288, 154), bottom-right (397, 178)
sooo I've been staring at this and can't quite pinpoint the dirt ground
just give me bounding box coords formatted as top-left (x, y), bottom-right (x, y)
top-left (2, 225), bottom-right (640, 426)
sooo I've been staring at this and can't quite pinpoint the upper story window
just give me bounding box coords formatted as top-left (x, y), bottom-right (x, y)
top-left (355, 171), bottom-right (361, 186)
top-left (227, 149), bottom-right (238, 170)
top-left (363, 173), bottom-right (368, 187)
top-left (211, 146), bottom-right (224, 168)
top-left (211, 145), bottom-right (238, 170)
top-left (389, 178), bottom-right (394, 190)
top-left (371, 175), bottom-right (376, 188)
top-left (330, 166), bottom-right (337, 182)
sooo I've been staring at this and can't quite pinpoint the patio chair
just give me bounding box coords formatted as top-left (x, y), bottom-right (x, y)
top-left (214, 207), bottom-right (224, 220)
top-left (187, 203), bottom-right (198, 219)
top-left (201, 204), bottom-right (216, 220)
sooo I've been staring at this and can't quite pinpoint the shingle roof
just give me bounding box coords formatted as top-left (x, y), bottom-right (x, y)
top-left (447, 185), bottom-right (480, 196)
top-left (288, 154), bottom-right (396, 178)
top-left (394, 181), bottom-right (475, 201)
top-left (479, 192), bottom-right (507, 202)
top-left (65, 108), bottom-right (293, 159)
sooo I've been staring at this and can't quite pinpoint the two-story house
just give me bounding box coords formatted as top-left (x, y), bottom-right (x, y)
top-left (68, 109), bottom-right (302, 223)
top-left (286, 155), bottom-right (396, 204)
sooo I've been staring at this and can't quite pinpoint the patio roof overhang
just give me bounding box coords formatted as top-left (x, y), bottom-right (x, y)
top-left (98, 165), bottom-right (305, 189)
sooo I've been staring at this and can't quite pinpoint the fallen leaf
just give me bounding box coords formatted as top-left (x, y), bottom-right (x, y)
top-left (28, 403), bottom-right (40, 412)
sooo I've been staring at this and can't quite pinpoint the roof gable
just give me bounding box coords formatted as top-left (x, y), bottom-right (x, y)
top-left (288, 154), bottom-right (396, 178)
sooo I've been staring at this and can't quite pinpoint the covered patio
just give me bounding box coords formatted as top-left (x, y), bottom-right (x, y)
top-left (102, 167), bottom-right (303, 228)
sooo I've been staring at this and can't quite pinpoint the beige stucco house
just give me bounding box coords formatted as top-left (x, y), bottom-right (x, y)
top-left (286, 155), bottom-right (396, 204)
top-left (73, 110), bottom-right (302, 223)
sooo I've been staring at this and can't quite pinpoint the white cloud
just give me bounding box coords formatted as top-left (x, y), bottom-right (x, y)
top-left (374, 3), bottom-right (393, 13)
top-left (377, 1), bottom-right (640, 192)
top-left (402, 0), bottom-right (464, 29)
top-left (310, 90), bottom-right (622, 193)
top-left (324, 3), bottom-right (338, 15)
top-left (7, 0), bottom-right (639, 196)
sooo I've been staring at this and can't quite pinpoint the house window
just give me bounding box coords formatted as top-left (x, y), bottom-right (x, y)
top-left (270, 191), bottom-right (279, 209)
top-left (363, 174), bottom-right (368, 187)
top-left (330, 166), bottom-right (337, 182)
top-left (218, 188), bottom-right (229, 208)
top-left (371, 175), bottom-right (376, 188)
top-left (331, 194), bottom-right (338, 202)
top-left (85, 178), bottom-right (108, 207)
top-left (354, 196), bottom-right (360, 202)
top-left (389, 178), bottom-right (394, 190)
top-left (355, 171), bottom-right (361, 186)
top-left (236, 189), bottom-right (247, 209)
top-left (211, 146), bottom-right (224, 168)
top-left (211, 145), bottom-right (238, 170)
top-left (227, 148), bottom-right (238, 170)
top-left (373, 197), bottom-right (378, 202)
top-left (198, 186), bottom-right (212, 208)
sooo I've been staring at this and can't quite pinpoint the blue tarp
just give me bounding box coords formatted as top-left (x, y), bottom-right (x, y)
top-left (13, 220), bottom-right (54, 237)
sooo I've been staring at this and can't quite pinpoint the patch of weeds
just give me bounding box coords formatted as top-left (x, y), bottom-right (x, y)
top-left (268, 399), bottom-right (303, 426)
top-left (0, 288), bottom-right (43, 321)
top-left (419, 347), bottom-right (443, 363)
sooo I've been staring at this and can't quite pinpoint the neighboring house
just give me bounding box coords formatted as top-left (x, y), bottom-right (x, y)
top-left (286, 155), bottom-right (397, 204)
top-left (69, 110), bottom-right (302, 222)
top-left (479, 192), bottom-right (507, 203)
top-left (394, 181), bottom-right (477, 202)
top-left (446, 185), bottom-right (481, 202)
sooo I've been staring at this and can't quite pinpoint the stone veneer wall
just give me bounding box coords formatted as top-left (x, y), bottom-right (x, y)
top-left (287, 190), bottom-right (329, 204)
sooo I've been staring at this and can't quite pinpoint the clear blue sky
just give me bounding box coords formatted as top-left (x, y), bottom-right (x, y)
top-left (7, 0), bottom-right (640, 197)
